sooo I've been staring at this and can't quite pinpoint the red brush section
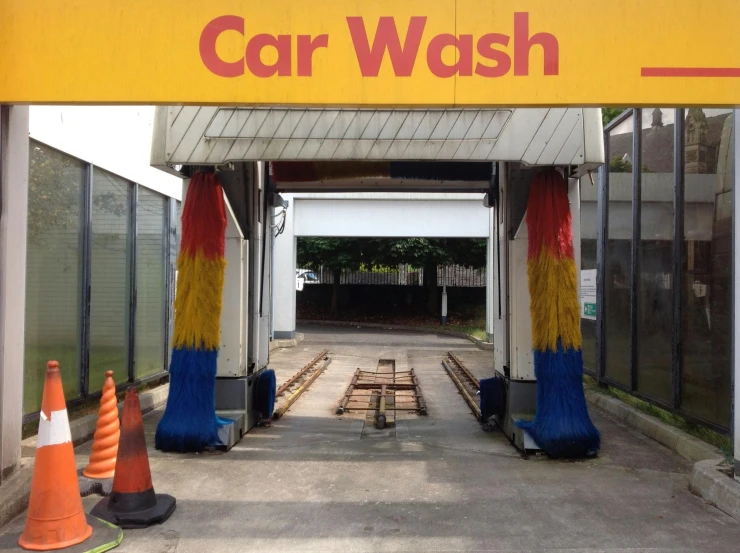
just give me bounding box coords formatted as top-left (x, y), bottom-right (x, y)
top-left (180, 172), bottom-right (227, 259)
top-left (526, 169), bottom-right (574, 261)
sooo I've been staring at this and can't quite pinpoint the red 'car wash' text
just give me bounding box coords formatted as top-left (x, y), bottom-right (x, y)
top-left (199, 13), bottom-right (559, 78)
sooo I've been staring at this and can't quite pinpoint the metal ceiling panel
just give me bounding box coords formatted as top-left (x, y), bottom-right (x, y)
top-left (151, 107), bottom-right (604, 173)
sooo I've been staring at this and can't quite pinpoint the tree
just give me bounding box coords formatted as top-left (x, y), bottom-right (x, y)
top-left (602, 108), bottom-right (626, 126)
top-left (28, 142), bottom-right (129, 246)
top-left (297, 238), bottom-right (367, 314)
top-left (367, 238), bottom-right (486, 315)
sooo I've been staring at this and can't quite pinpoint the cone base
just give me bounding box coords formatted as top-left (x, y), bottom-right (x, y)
top-left (6, 515), bottom-right (122, 553)
top-left (77, 470), bottom-right (113, 498)
top-left (90, 494), bottom-right (176, 530)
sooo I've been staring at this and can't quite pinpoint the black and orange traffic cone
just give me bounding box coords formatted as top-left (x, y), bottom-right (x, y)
top-left (16, 361), bottom-right (122, 552)
top-left (90, 387), bottom-right (176, 529)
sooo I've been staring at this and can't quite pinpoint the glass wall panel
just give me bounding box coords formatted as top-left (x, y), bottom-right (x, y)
top-left (580, 177), bottom-right (598, 371)
top-left (90, 169), bottom-right (131, 392)
top-left (24, 141), bottom-right (84, 412)
top-left (637, 108), bottom-right (675, 402)
top-left (604, 114), bottom-right (633, 385)
top-left (135, 187), bottom-right (167, 379)
top-left (681, 108), bottom-right (734, 426)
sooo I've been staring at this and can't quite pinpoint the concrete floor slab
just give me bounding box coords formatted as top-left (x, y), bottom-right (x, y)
top-left (2, 326), bottom-right (738, 552)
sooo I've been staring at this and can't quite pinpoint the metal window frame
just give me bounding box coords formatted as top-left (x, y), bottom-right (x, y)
top-left (22, 145), bottom-right (176, 423)
top-left (595, 108), bottom-right (731, 436)
top-left (127, 181), bottom-right (138, 383)
top-left (597, 109), bottom-right (635, 385)
top-left (672, 109), bottom-right (685, 409)
top-left (79, 163), bottom-right (93, 397)
top-left (629, 110), bottom-right (642, 392)
top-left (164, 197), bottom-right (177, 372)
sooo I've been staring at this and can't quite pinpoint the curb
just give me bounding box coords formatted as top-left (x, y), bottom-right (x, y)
top-left (297, 319), bottom-right (493, 351)
top-left (689, 459), bottom-right (740, 522)
top-left (585, 389), bottom-right (723, 464)
top-left (270, 332), bottom-right (305, 352)
top-left (1, 383), bottom-right (169, 530)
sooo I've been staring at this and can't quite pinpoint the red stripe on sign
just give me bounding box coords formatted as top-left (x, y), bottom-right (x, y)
top-left (642, 67), bottom-right (740, 77)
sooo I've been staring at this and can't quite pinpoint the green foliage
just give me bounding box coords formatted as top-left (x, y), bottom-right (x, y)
top-left (28, 142), bottom-right (128, 246)
top-left (609, 155), bottom-right (633, 173)
top-left (609, 155), bottom-right (653, 174)
top-left (367, 238), bottom-right (487, 269)
top-left (297, 237), bottom-right (487, 271)
top-left (28, 143), bottom-right (83, 245)
top-left (297, 237), bottom-right (368, 271)
top-left (602, 108), bottom-right (626, 126)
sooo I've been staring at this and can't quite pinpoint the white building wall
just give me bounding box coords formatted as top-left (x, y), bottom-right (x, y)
top-left (29, 106), bottom-right (182, 199)
top-left (273, 195), bottom-right (296, 339)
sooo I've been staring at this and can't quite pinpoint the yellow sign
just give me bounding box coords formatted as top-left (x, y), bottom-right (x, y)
top-left (1, 0), bottom-right (739, 106)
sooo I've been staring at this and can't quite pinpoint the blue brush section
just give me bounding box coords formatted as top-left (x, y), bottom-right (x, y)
top-left (256, 369), bottom-right (276, 419)
top-left (516, 341), bottom-right (600, 458)
top-left (155, 348), bottom-right (226, 453)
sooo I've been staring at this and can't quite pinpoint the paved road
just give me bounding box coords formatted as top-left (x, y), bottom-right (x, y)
top-left (2, 325), bottom-right (737, 552)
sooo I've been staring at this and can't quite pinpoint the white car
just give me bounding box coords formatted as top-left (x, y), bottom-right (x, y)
top-left (296, 269), bottom-right (318, 291)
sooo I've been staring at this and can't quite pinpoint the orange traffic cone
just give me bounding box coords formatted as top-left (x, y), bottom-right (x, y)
top-left (18, 361), bottom-right (123, 552)
top-left (90, 388), bottom-right (176, 529)
top-left (83, 371), bottom-right (120, 479)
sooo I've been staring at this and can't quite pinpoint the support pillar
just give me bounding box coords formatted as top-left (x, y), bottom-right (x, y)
top-left (486, 208), bottom-right (495, 343)
top-left (273, 195), bottom-right (296, 340)
top-left (0, 106), bottom-right (29, 483)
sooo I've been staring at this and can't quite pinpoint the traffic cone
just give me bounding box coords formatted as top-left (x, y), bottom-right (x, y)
top-left (90, 387), bottom-right (176, 529)
top-left (17, 361), bottom-right (123, 552)
top-left (78, 371), bottom-right (119, 498)
top-left (83, 371), bottom-right (120, 479)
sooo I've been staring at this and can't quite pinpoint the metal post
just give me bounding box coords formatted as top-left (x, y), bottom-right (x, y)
top-left (733, 109), bottom-right (739, 482)
top-left (441, 267), bottom-right (448, 326)
top-left (127, 182), bottom-right (138, 382)
top-left (629, 110), bottom-right (642, 392)
top-left (596, 127), bottom-right (610, 385)
top-left (79, 163), bottom-right (93, 397)
top-left (673, 109), bottom-right (685, 409)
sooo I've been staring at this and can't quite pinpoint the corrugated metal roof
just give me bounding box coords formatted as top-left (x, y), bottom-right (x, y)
top-left (152, 106), bottom-right (604, 169)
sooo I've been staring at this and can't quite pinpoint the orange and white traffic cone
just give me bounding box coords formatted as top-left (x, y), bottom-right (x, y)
top-left (90, 387), bottom-right (176, 529)
top-left (17, 361), bottom-right (123, 552)
top-left (79, 371), bottom-right (120, 497)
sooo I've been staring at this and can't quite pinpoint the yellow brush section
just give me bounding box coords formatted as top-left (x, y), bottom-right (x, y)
top-left (528, 249), bottom-right (582, 352)
top-left (172, 251), bottom-right (227, 351)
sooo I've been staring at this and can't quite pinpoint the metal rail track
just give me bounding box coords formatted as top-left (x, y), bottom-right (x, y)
top-left (273, 349), bottom-right (330, 420)
top-left (336, 367), bottom-right (428, 426)
top-left (442, 351), bottom-right (481, 420)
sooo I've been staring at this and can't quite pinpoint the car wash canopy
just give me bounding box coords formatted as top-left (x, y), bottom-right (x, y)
top-left (1, 0), bottom-right (738, 107)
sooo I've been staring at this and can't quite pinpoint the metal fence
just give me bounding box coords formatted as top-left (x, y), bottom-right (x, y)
top-left (314, 264), bottom-right (485, 287)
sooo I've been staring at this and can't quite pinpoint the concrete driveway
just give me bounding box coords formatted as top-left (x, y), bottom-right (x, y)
top-left (2, 326), bottom-right (737, 552)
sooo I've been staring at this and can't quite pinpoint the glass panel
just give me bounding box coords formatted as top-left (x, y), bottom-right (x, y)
top-left (579, 176), bottom-right (598, 371)
top-left (90, 169), bottom-right (131, 392)
top-left (637, 108), bottom-right (675, 402)
top-left (24, 141), bottom-right (84, 412)
top-left (604, 113), bottom-right (633, 385)
top-left (681, 108), bottom-right (734, 426)
top-left (135, 187), bottom-right (166, 379)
